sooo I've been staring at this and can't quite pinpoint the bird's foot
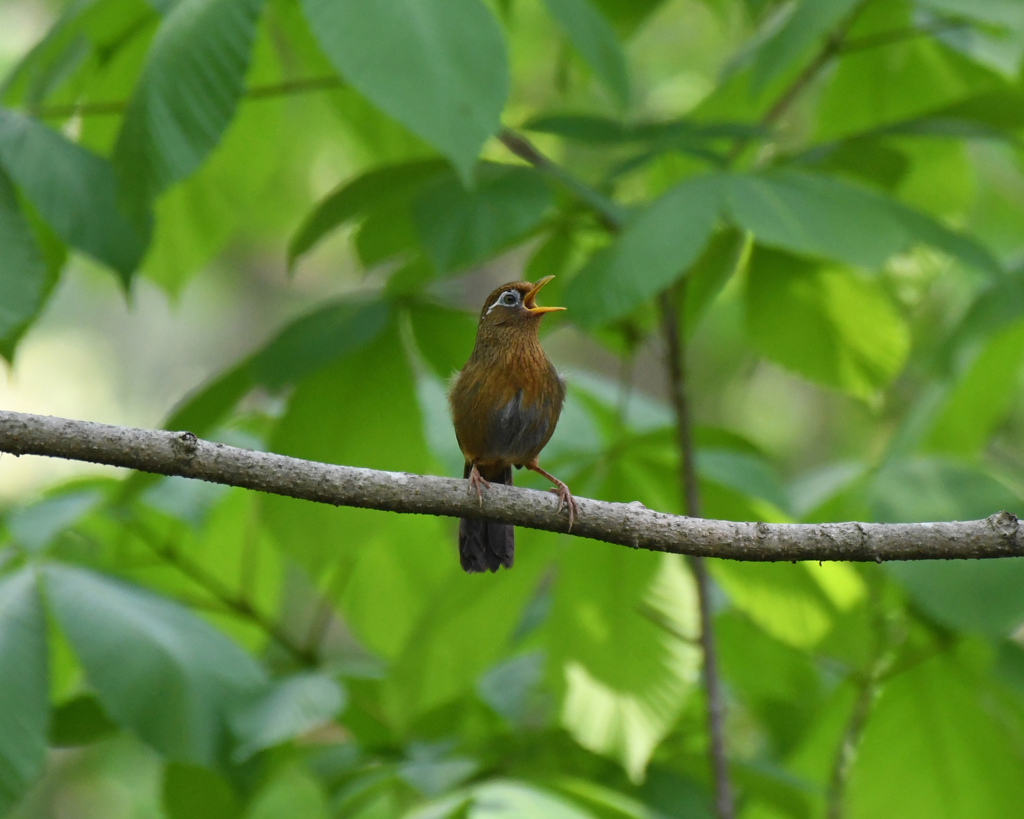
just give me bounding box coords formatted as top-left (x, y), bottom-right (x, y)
top-left (468, 464), bottom-right (491, 506)
top-left (548, 480), bottom-right (579, 531)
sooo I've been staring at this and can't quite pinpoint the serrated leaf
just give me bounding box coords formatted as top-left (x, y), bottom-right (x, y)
top-left (542, 0), bottom-right (630, 107)
top-left (0, 107), bottom-right (151, 282)
top-left (549, 549), bottom-right (700, 780)
top-left (744, 247), bottom-right (910, 398)
top-left (113, 0), bottom-right (265, 209)
top-left (845, 654), bottom-right (1024, 818)
top-left (564, 174), bottom-right (724, 327)
top-left (300, 0), bottom-right (507, 185)
top-left (0, 569), bottom-right (48, 816)
top-left (288, 159), bottom-right (448, 268)
top-left (43, 565), bottom-right (266, 765)
top-left (0, 166), bottom-right (48, 355)
top-left (412, 164), bottom-right (552, 273)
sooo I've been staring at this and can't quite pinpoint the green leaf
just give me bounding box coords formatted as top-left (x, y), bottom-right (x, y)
top-left (7, 489), bottom-right (104, 552)
top-left (0, 569), bottom-right (48, 816)
top-left (683, 227), bottom-right (750, 331)
top-left (43, 565), bottom-right (266, 765)
top-left (263, 322), bottom-right (450, 657)
top-left (0, 166), bottom-right (48, 355)
top-left (725, 170), bottom-right (1000, 275)
top-left (163, 763), bottom-right (241, 819)
top-left (711, 562), bottom-right (836, 649)
top-left (542, 0), bottom-right (630, 107)
top-left (300, 0), bottom-right (508, 185)
top-left (113, 0), bottom-right (265, 208)
top-left (250, 299), bottom-right (391, 390)
top-left (0, 108), bottom-right (151, 282)
top-left (815, 2), bottom-right (997, 141)
top-left (412, 164), bottom-right (552, 273)
top-left (845, 654), bottom-right (1024, 818)
top-left (50, 694), bottom-right (118, 747)
top-left (162, 298), bottom-right (389, 436)
top-left (744, 247), bottom-right (910, 398)
top-left (697, 448), bottom-right (790, 513)
top-left (564, 174), bottom-right (724, 327)
top-left (246, 766), bottom-right (330, 819)
top-left (380, 560), bottom-right (542, 727)
top-left (547, 550), bottom-right (700, 780)
top-left (230, 673), bottom-right (345, 761)
top-left (288, 159), bottom-right (449, 269)
top-left (873, 458), bottom-right (1024, 637)
top-left (923, 321), bottom-right (1024, 457)
top-left (468, 781), bottom-right (596, 819)
top-left (751, 0), bottom-right (861, 95)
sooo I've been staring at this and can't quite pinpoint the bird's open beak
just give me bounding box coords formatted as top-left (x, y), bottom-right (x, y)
top-left (524, 275), bottom-right (566, 314)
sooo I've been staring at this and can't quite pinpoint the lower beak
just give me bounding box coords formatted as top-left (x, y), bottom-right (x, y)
top-left (524, 275), bottom-right (566, 314)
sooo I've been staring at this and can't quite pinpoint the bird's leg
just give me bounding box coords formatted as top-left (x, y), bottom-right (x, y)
top-left (467, 463), bottom-right (491, 506)
top-left (526, 460), bottom-right (579, 530)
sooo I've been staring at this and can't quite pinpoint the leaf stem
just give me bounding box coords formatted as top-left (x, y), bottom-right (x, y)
top-left (659, 285), bottom-right (734, 819)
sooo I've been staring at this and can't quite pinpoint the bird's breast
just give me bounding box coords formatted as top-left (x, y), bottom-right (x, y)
top-left (450, 342), bottom-right (565, 467)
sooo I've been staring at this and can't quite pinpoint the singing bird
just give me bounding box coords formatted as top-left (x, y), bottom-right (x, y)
top-left (449, 275), bottom-right (578, 573)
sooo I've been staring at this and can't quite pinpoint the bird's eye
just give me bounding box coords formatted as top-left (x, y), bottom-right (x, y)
top-left (501, 292), bottom-right (518, 306)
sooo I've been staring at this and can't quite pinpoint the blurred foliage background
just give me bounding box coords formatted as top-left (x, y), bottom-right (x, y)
top-left (3, 0), bottom-right (1024, 817)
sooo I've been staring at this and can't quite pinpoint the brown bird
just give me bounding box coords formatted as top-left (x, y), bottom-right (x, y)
top-left (449, 275), bottom-right (578, 573)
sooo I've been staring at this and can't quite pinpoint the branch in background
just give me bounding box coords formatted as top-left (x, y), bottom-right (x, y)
top-left (2, 411), bottom-right (1023, 561)
top-left (660, 285), bottom-right (735, 819)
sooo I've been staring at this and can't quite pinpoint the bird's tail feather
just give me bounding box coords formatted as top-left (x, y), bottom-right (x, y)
top-left (459, 464), bottom-right (514, 573)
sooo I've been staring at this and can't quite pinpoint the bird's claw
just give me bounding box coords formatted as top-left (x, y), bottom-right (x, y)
top-left (468, 465), bottom-right (491, 507)
top-left (548, 481), bottom-right (579, 531)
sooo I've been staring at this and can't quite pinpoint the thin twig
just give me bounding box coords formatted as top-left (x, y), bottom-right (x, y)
top-left (660, 285), bottom-right (734, 819)
top-left (728, 1), bottom-right (869, 165)
top-left (27, 74), bottom-right (343, 120)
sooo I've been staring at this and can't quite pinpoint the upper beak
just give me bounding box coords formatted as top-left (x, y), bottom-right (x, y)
top-left (524, 275), bottom-right (566, 314)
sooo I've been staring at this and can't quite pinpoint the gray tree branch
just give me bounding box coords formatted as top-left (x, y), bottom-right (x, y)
top-left (1, 410), bottom-right (1022, 562)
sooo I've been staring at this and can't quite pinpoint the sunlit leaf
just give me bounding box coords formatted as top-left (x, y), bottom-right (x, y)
top-left (845, 654), bottom-right (1024, 818)
top-left (744, 247), bottom-right (910, 398)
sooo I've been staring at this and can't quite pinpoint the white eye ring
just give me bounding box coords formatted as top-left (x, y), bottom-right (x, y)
top-left (487, 290), bottom-right (520, 314)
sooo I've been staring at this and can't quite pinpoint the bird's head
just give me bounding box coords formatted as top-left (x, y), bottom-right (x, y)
top-left (477, 276), bottom-right (565, 330)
